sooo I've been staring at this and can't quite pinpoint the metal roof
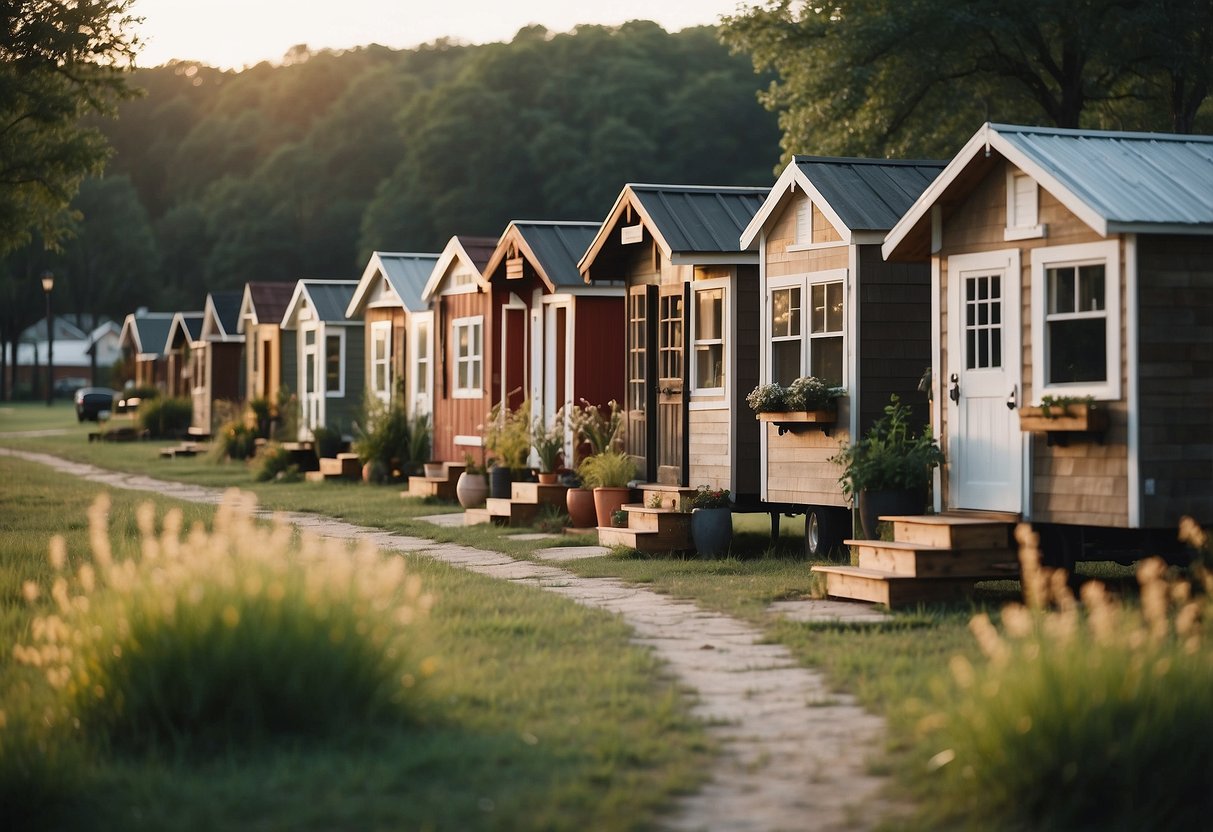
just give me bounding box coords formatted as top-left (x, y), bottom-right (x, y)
top-left (246, 282), bottom-right (296, 323)
top-left (994, 124), bottom-right (1213, 228)
top-left (303, 281), bottom-right (359, 324)
top-left (167, 312), bottom-right (204, 349)
top-left (208, 290), bottom-right (243, 337)
top-left (513, 222), bottom-right (599, 287)
top-left (793, 157), bottom-right (947, 231)
top-left (376, 252), bottom-right (440, 312)
top-left (120, 312), bottom-right (174, 356)
top-left (630, 185), bottom-right (768, 253)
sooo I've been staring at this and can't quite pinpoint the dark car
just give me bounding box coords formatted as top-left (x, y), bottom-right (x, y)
top-left (74, 387), bottom-right (117, 422)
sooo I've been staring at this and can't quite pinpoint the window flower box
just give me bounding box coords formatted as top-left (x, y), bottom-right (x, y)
top-left (756, 409), bottom-right (837, 436)
top-left (1018, 401), bottom-right (1108, 446)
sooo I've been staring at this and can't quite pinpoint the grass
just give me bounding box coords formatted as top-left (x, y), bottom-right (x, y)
top-left (0, 454), bottom-right (710, 830)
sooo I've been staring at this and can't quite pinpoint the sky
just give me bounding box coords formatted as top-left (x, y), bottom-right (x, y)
top-left (132, 0), bottom-right (747, 70)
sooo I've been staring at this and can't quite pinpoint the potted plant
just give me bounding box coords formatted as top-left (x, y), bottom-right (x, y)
top-left (483, 399), bottom-right (531, 499)
top-left (566, 400), bottom-right (624, 528)
top-left (688, 485), bottom-right (732, 558)
top-left (352, 398), bottom-right (410, 484)
top-left (456, 452), bottom-right (488, 509)
top-left (532, 416), bottom-right (564, 485)
top-left (578, 448), bottom-right (637, 528)
top-left (747, 377), bottom-right (845, 433)
top-left (829, 394), bottom-right (944, 539)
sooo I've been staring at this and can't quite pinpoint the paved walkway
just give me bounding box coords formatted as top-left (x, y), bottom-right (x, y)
top-left (1, 447), bottom-right (894, 831)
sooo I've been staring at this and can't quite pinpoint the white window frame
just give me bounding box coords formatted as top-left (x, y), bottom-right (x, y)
top-left (323, 327), bottom-right (346, 398)
top-left (1031, 240), bottom-right (1120, 402)
top-left (369, 320), bottom-right (392, 406)
top-left (452, 315), bottom-right (484, 399)
top-left (690, 278), bottom-right (729, 401)
top-left (1005, 169), bottom-right (1045, 241)
top-left (787, 194), bottom-right (846, 253)
top-left (765, 268), bottom-right (848, 388)
top-left (767, 280), bottom-right (804, 386)
top-left (410, 313), bottom-right (433, 414)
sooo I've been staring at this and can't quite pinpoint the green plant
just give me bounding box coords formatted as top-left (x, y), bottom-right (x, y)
top-left (247, 397), bottom-right (273, 438)
top-left (578, 449), bottom-right (637, 489)
top-left (1037, 394), bottom-right (1096, 418)
top-left (462, 451), bottom-right (484, 476)
top-left (746, 377), bottom-right (843, 412)
top-left (407, 412), bottom-right (432, 474)
top-left (251, 442), bottom-right (300, 482)
top-left (275, 385), bottom-right (298, 440)
top-left (138, 396), bottom-right (192, 438)
top-left (533, 504), bottom-right (571, 534)
top-left (353, 397), bottom-right (412, 477)
top-left (532, 417), bottom-right (564, 473)
top-left (13, 492), bottom-right (435, 752)
top-left (611, 509), bottom-right (628, 528)
top-left (689, 485), bottom-right (731, 509)
top-left (311, 425), bottom-right (343, 460)
top-left (483, 399), bottom-right (532, 472)
top-left (647, 492), bottom-right (665, 509)
top-left (568, 399), bottom-right (624, 460)
top-left (829, 394), bottom-right (943, 499)
top-left (211, 419), bottom-right (257, 461)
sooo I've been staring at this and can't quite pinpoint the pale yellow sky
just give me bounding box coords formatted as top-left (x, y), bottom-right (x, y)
top-left (132, 0), bottom-right (746, 69)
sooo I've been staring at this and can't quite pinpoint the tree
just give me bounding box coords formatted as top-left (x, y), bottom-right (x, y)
top-left (0, 0), bottom-right (141, 254)
top-left (721, 0), bottom-right (1213, 162)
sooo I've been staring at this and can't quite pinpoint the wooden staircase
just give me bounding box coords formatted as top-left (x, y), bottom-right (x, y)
top-left (405, 463), bottom-right (465, 500)
top-left (812, 513), bottom-right (1018, 607)
top-left (596, 484), bottom-right (696, 553)
top-left (465, 481), bottom-right (569, 527)
top-left (305, 452), bottom-right (362, 482)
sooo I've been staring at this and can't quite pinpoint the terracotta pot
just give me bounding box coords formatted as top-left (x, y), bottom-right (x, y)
top-left (566, 487), bottom-right (597, 529)
top-left (537, 472), bottom-right (558, 485)
top-left (592, 486), bottom-right (632, 529)
top-left (690, 507), bottom-right (733, 558)
top-left (456, 472), bottom-right (488, 509)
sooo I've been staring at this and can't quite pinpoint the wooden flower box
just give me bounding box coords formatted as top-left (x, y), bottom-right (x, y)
top-left (756, 409), bottom-right (838, 436)
top-left (1018, 403), bottom-right (1108, 445)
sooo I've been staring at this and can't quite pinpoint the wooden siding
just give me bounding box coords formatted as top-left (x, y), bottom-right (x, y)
top-left (432, 290), bottom-right (494, 463)
top-left (731, 265), bottom-right (761, 500)
top-left (938, 158), bottom-right (1129, 526)
top-left (763, 410), bottom-right (849, 507)
top-left (812, 202), bottom-right (843, 245)
top-left (766, 195), bottom-right (848, 277)
top-left (1136, 235), bottom-right (1213, 527)
top-left (245, 323), bottom-right (285, 404)
top-left (572, 295), bottom-right (625, 411)
top-left (688, 408), bottom-right (730, 490)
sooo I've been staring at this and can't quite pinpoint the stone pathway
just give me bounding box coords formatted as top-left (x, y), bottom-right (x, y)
top-left (1, 447), bottom-right (894, 831)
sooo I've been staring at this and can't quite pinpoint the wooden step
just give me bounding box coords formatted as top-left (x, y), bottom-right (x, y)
top-left (405, 476), bottom-right (457, 500)
top-left (464, 508), bottom-right (493, 526)
top-left (847, 539), bottom-right (1015, 578)
top-left (485, 498), bottom-right (541, 527)
top-left (622, 504), bottom-right (692, 534)
top-left (597, 526), bottom-right (691, 553)
top-left (884, 514), bottom-right (1013, 550)
top-left (304, 470), bottom-right (327, 483)
top-left (510, 482), bottom-right (569, 506)
top-left (318, 454), bottom-right (361, 479)
top-left (635, 484), bottom-right (698, 510)
top-left (812, 565), bottom-right (976, 607)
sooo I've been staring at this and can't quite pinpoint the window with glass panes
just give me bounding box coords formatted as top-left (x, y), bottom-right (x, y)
top-left (414, 320), bottom-right (430, 397)
top-left (453, 317), bottom-right (482, 395)
top-left (1045, 263), bottom-right (1106, 384)
top-left (693, 287), bottom-right (724, 390)
top-left (770, 286), bottom-right (802, 386)
top-left (628, 290), bottom-right (646, 411)
top-left (370, 322), bottom-right (391, 402)
top-left (964, 274), bottom-right (1003, 371)
top-left (808, 279), bottom-right (843, 385)
top-left (325, 333), bottom-right (343, 395)
top-left (659, 294), bottom-right (682, 381)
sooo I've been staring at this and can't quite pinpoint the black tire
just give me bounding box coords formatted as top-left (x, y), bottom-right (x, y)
top-left (805, 507), bottom-right (850, 559)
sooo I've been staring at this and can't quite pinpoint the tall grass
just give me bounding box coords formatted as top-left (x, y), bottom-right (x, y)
top-left (13, 490), bottom-right (435, 753)
top-left (913, 521), bottom-right (1213, 831)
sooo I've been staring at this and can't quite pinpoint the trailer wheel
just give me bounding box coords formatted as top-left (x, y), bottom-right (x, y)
top-left (805, 507), bottom-right (849, 560)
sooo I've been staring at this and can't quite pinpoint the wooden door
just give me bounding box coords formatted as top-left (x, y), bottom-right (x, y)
top-left (625, 286), bottom-right (654, 476)
top-left (656, 285), bottom-right (686, 486)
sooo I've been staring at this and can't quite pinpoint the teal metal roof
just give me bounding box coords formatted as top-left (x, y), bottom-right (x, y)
top-left (302, 281), bottom-right (359, 324)
top-left (513, 222), bottom-right (599, 287)
top-left (375, 253), bottom-right (439, 312)
top-left (631, 185), bottom-right (767, 253)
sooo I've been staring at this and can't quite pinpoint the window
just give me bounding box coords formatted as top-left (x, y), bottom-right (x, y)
top-left (964, 274), bottom-right (1003, 370)
top-left (1031, 241), bottom-right (1120, 400)
top-left (1005, 170), bottom-right (1044, 240)
top-left (414, 319), bottom-right (430, 399)
top-left (325, 331), bottom-right (345, 397)
top-left (627, 289), bottom-right (647, 412)
top-left (767, 270), bottom-right (845, 389)
top-left (795, 199), bottom-right (811, 245)
top-left (370, 321), bottom-right (392, 404)
top-left (693, 287), bottom-right (725, 391)
top-left (452, 316), bottom-right (483, 398)
top-left (451, 269), bottom-right (477, 288)
top-left (809, 280), bottom-right (844, 385)
top-left (770, 286), bottom-right (802, 387)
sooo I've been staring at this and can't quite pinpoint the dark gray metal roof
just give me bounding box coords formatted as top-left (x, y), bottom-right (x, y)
top-left (209, 290), bottom-right (243, 336)
top-left (793, 157), bottom-right (947, 231)
top-left (303, 281), bottom-right (359, 324)
top-left (132, 313), bottom-right (174, 356)
top-left (376, 253), bottom-right (439, 312)
top-left (247, 282), bottom-right (296, 323)
top-left (631, 185), bottom-right (768, 253)
top-left (994, 124), bottom-right (1213, 228)
top-left (514, 222), bottom-right (599, 287)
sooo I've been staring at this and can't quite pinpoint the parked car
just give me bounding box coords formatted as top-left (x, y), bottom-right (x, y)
top-left (74, 387), bottom-right (117, 422)
top-left (54, 377), bottom-right (89, 397)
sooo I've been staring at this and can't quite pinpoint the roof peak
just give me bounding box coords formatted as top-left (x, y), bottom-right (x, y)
top-left (627, 183), bottom-right (768, 193)
top-left (791, 155), bottom-right (946, 166)
top-left (988, 122), bottom-right (1213, 144)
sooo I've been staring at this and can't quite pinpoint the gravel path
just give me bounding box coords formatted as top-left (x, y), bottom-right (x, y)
top-left (2, 448), bottom-right (894, 831)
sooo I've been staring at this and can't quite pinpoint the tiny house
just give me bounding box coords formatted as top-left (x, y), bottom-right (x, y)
top-left (420, 235), bottom-right (497, 463)
top-left (482, 221), bottom-right (624, 449)
top-left (238, 282), bottom-right (296, 406)
top-left (165, 311), bottom-right (203, 400)
top-left (188, 290), bottom-right (245, 435)
top-left (579, 184), bottom-right (768, 502)
top-left (279, 280), bottom-right (363, 441)
top-left (883, 123), bottom-right (1213, 564)
top-left (345, 251), bottom-right (440, 415)
top-left (118, 311), bottom-right (174, 392)
top-left (738, 156), bottom-right (946, 554)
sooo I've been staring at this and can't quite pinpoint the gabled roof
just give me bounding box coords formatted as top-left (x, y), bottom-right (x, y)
top-left (420, 235), bottom-right (497, 301)
top-left (167, 311), bottom-right (204, 349)
top-left (346, 251), bottom-right (441, 318)
top-left (884, 122), bottom-right (1213, 261)
top-left (280, 280), bottom-right (361, 329)
top-left (740, 157), bottom-right (946, 249)
top-left (119, 311), bottom-right (175, 358)
top-left (580, 184), bottom-right (768, 278)
top-left (86, 320), bottom-right (121, 352)
top-left (238, 282), bottom-right (296, 333)
top-left (483, 221), bottom-right (600, 292)
top-left (201, 290), bottom-right (244, 341)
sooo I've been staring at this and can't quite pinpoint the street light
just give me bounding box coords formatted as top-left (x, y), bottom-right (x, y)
top-left (41, 271), bottom-right (53, 407)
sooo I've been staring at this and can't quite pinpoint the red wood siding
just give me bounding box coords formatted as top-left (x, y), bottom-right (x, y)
top-left (431, 290), bottom-right (495, 463)
top-left (572, 295), bottom-right (625, 410)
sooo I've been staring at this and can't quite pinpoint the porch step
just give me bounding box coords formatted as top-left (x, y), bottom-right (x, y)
top-left (318, 453), bottom-right (361, 480)
top-left (464, 508), bottom-right (494, 526)
top-left (406, 475), bottom-right (457, 500)
top-left (510, 482), bottom-right (569, 506)
top-left (812, 565), bottom-right (977, 607)
top-left (883, 514), bottom-right (1013, 550)
top-left (636, 484), bottom-right (698, 511)
top-left (597, 526), bottom-right (692, 554)
top-left (485, 497), bottom-right (541, 526)
top-left (596, 504), bottom-right (692, 552)
top-left (847, 539), bottom-right (1014, 578)
top-left (619, 504), bottom-right (692, 535)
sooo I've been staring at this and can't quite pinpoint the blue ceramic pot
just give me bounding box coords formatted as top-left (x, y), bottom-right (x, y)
top-left (691, 507), bottom-right (733, 558)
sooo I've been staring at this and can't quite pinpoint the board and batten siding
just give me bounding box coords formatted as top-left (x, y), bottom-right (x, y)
top-left (1136, 234), bottom-right (1213, 527)
top-left (431, 290), bottom-right (493, 463)
top-left (938, 158), bottom-right (1129, 526)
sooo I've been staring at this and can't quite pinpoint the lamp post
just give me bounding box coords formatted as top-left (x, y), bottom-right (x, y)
top-left (41, 271), bottom-right (53, 407)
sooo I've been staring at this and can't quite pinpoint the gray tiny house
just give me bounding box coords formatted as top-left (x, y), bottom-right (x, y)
top-left (739, 156), bottom-right (945, 554)
top-left (280, 280), bottom-right (364, 441)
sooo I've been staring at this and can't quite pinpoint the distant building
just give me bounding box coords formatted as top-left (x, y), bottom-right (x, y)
top-left (15, 315), bottom-right (121, 394)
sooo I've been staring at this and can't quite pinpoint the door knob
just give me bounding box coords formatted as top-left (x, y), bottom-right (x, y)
top-left (948, 373), bottom-right (960, 403)
top-left (1006, 386), bottom-right (1018, 410)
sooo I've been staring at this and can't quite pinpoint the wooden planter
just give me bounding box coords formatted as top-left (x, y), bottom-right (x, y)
top-left (1019, 403), bottom-right (1108, 446)
top-left (756, 409), bottom-right (837, 436)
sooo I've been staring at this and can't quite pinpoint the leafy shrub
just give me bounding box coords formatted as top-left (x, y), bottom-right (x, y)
top-left (407, 412), bottom-right (432, 473)
top-left (484, 399), bottom-right (531, 472)
top-left (251, 442), bottom-right (300, 482)
top-left (138, 396), bottom-right (192, 438)
top-left (688, 485), bottom-right (731, 509)
top-left (577, 449), bottom-right (636, 489)
top-left (829, 394), bottom-right (942, 498)
top-left (14, 492), bottom-right (435, 752)
top-left (311, 425), bottom-right (343, 459)
top-left (567, 399), bottom-right (624, 461)
top-left (211, 419), bottom-right (257, 461)
top-left (247, 397), bottom-right (273, 438)
top-left (914, 523), bottom-right (1213, 831)
top-left (353, 398), bottom-right (411, 473)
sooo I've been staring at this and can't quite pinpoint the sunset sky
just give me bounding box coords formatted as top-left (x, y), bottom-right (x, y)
top-left (132, 0), bottom-right (746, 69)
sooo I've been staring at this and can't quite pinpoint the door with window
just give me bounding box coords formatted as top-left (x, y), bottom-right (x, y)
top-left (625, 286), bottom-right (654, 476)
top-left (946, 250), bottom-right (1022, 512)
top-left (656, 284), bottom-right (686, 485)
top-left (300, 325), bottom-right (322, 439)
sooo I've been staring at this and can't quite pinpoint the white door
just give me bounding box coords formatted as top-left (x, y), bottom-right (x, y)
top-left (300, 324), bottom-right (323, 439)
top-left (946, 250), bottom-right (1022, 512)
top-left (369, 320), bottom-right (393, 407)
top-left (409, 314), bottom-right (433, 416)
